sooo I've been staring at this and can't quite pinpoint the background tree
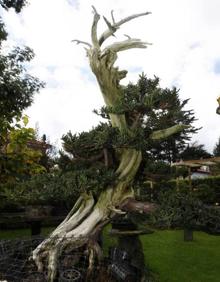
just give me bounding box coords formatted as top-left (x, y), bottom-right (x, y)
top-left (210, 137), bottom-right (220, 175)
top-left (0, 0), bottom-right (27, 12)
top-left (35, 134), bottom-right (56, 172)
top-left (32, 8), bottom-right (188, 281)
top-left (0, 0), bottom-right (44, 147)
top-left (0, 0), bottom-right (45, 181)
top-left (137, 74), bottom-right (199, 163)
top-left (0, 116), bottom-right (46, 184)
top-left (180, 142), bottom-right (212, 160)
top-left (213, 137), bottom-right (220, 157)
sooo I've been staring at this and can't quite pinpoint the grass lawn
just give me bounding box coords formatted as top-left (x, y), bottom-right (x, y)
top-left (1, 228), bottom-right (220, 282)
top-left (0, 227), bottom-right (54, 239)
top-left (104, 228), bottom-right (220, 282)
top-left (140, 230), bottom-right (220, 282)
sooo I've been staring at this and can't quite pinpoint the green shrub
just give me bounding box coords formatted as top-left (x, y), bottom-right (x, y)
top-left (152, 191), bottom-right (204, 229)
top-left (0, 165), bottom-right (117, 211)
top-left (150, 190), bottom-right (220, 234)
top-left (0, 172), bottom-right (81, 210)
top-left (138, 175), bottom-right (220, 204)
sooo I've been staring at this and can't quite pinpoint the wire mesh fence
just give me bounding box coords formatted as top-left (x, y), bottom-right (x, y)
top-left (0, 237), bottom-right (46, 281)
top-left (0, 236), bottom-right (110, 281)
top-left (0, 236), bottom-right (153, 282)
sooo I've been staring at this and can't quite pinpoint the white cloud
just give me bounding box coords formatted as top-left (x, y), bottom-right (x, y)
top-left (2, 0), bottom-right (220, 152)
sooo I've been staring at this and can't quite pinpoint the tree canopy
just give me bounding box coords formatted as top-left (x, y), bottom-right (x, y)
top-left (180, 142), bottom-right (212, 160)
top-left (0, 117), bottom-right (46, 184)
top-left (213, 137), bottom-right (220, 157)
top-left (0, 0), bottom-right (27, 13)
top-left (0, 0), bottom-right (45, 183)
top-left (59, 73), bottom-right (199, 193)
top-left (0, 0), bottom-right (44, 145)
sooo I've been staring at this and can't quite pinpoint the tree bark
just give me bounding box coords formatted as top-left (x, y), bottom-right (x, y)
top-left (32, 148), bottom-right (142, 281)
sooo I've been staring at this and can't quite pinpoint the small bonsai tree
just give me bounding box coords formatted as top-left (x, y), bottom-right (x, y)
top-left (154, 190), bottom-right (220, 241)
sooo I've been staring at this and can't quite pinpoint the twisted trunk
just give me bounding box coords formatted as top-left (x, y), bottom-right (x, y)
top-left (33, 149), bottom-right (142, 281)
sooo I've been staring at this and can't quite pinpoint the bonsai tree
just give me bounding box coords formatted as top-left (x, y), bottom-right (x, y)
top-left (32, 7), bottom-right (188, 281)
top-left (154, 190), bottom-right (220, 241)
top-left (155, 191), bottom-right (204, 241)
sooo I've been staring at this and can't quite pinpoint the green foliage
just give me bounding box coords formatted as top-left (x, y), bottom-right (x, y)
top-left (180, 142), bottom-right (212, 160)
top-left (138, 175), bottom-right (220, 205)
top-left (0, 168), bottom-right (116, 210)
top-left (1, 173), bottom-right (78, 209)
top-left (151, 190), bottom-right (220, 234)
top-left (94, 73), bottom-right (199, 162)
top-left (210, 163), bottom-right (220, 176)
top-left (193, 183), bottom-right (216, 204)
top-left (0, 0), bottom-right (27, 12)
top-left (142, 160), bottom-right (175, 181)
top-left (0, 3), bottom-right (45, 185)
top-left (154, 191), bottom-right (205, 229)
top-left (59, 74), bottom-right (199, 198)
top-left (0, 45), bottom-right (44, 132)
top-left (0, 117), bottom-right (46, 183)
top-left (61, 123), bottom-right (116, 160)
top-left (213, 137), bottom-right (220, 157)
top-left (201, 205), bottom-right (220, 234)
top-left (181, 176), bottom-right (220, 204)
top-left (0, 1), bottom-right (44, 147)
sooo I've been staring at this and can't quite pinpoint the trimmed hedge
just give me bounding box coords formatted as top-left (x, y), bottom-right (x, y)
top-left (137, 175), bottom-right (220, 204)
top-left (0, 172), bottom-right (81, 211)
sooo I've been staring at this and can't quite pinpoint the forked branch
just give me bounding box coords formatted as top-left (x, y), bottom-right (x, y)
top-left (72, 40), bottom-right (92, 48)
top-left (99, 11), bottom-right (151, 46)
top-left (73, 7), bottom-right (151, 55)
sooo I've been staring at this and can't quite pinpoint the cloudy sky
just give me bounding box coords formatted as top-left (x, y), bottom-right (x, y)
top-left (1, 0), bottom-right (220, 152)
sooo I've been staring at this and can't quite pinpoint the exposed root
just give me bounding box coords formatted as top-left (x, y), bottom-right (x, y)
top-left (48, 246), bottom-right (60, 281)
top-left (31, 194), bottom-right (96, 280)
top-left (33, 230), bottom-right (90, 281)
top-left (31, 193), bottom-right (111, 281)
top-left (86, 248), bottom-right (95, 281)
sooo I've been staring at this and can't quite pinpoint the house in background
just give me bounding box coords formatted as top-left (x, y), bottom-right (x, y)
top-left (191, 165), bottom-right (211, 179)
top-left (172, 157), bottom-right (220, 180)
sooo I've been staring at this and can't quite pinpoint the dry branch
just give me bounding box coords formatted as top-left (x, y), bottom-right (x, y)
top-left (72, 39), bottom-right (92, 48)
top-left (91, 5), bottom-right (100, 48)
top-left (99, 11), bottom-right (151, 45)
